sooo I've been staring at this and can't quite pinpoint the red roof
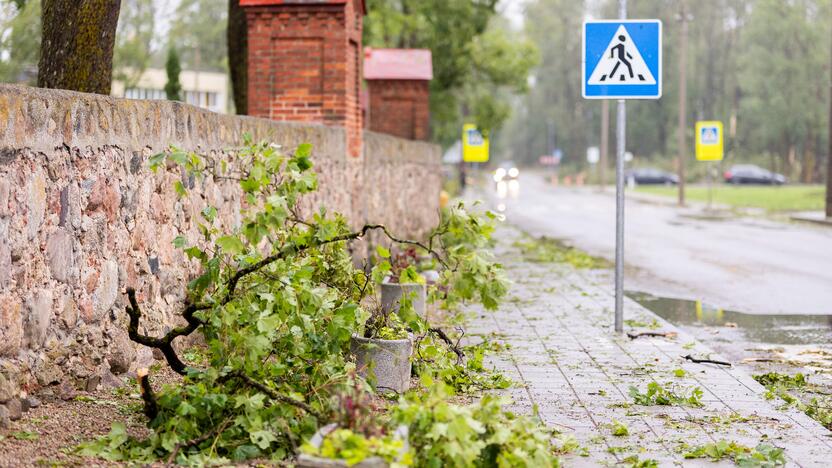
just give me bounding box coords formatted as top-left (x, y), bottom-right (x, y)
top-left (364, 48), bottom-right (434, 81)
top-left (239, 0), bottom-right (366, 14)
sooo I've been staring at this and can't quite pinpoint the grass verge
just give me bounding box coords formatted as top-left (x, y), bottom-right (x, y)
top-left (634, 184), bottom-right (824, 212)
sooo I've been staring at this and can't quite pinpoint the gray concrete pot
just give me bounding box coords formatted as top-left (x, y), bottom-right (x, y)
top-left (380, 277), bottom-right (426, 319)
top-left (350, 334), bottom-right (412, 393)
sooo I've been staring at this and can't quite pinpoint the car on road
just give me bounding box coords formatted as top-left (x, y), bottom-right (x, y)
top-left (625, 168), bottom-right (679, 185)
top-left (723, 164), bottom-right (786, 185)
top-left (493, 161), bottom-right (520, 183)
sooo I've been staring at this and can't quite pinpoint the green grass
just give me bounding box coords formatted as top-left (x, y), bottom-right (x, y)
top-left (634, 184), bottom-right (825, 212)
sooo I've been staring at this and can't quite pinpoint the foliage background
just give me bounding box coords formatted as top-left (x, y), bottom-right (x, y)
top-left (496, 0), bottom-right (832, 183)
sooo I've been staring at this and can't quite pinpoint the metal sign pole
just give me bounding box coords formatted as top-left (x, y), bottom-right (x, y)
top-left (707, 162), bottom-right (713, 210)
top-left (614, 0), bottom-right (627, 334)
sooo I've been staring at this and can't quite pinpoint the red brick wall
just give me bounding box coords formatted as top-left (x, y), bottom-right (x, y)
top-left (244, 0), bottom-right (364, 157)
top-left (366, 80), bottom-right (430, 141)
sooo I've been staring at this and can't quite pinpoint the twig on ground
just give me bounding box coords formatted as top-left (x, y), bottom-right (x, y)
top-left (627, 331), bottom-right (678, 340)
top-left (429, 327), bottom-right (465, 365)
top-left (683, 354), bottom-right (732, 367)
top-left (232, 372), bottom-right (323, 421)
top-left (167, 417), bottom-right (233, 464)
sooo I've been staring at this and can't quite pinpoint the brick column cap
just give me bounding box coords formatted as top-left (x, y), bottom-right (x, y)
top-left (239, 0), bottom-right (366, 14)
top-left (364, 48), bottom-right (434, 81)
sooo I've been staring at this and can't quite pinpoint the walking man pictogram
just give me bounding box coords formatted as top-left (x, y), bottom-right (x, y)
top-left (600, 35), bottom-right (646, 82)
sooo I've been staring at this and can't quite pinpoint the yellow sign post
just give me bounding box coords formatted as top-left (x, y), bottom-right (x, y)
top-left (695, 121), bottom-right (724, 161)
top-left (462, 124), bottom-right (489, 163)
top-left (695, 121), bottom-right (723, 210)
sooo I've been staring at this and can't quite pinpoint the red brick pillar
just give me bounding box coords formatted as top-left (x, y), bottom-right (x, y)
top-left (241, 0), bottom-right (366, 157)
top-left (364, 48), bottom-right (432, 141)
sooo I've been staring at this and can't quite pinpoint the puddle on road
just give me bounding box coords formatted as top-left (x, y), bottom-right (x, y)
top-left (626, 291), bottom-right (832, 346)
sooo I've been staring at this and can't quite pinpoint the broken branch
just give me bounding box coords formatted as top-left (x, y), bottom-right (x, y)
top-left (232, 372), bottom-right (323, 421)
top-left (627, 331), bottom-right (678, 340)
top-left (430, 327), bottom-right (465, 365)
top-left (137, 368), bottom-right (158, 421)
top-left (125, 288), bottom-right (201, 375)
top-left (683, 354), bottom-right (732, 367)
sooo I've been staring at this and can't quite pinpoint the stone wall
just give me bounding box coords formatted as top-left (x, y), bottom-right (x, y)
top-left (0, 85), bottom-right (440, 422)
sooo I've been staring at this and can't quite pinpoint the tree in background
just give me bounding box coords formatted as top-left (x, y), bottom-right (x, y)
top-left (169, 0), bottom-right (228, 72)
top-left (37, 0), bottom-right (122, 94)
top-left (364, 0), bottom-right (537, 146)
top-left (164, 47), bottom-right (182, 101)
top-left (500, 0), bottom-right (830, 183)
top-left (113, 0), bottom-right (154, 90)
top-left (738, 0), bottom-right (829, 182)
top-left (227, 0), bottom-right (247, 114)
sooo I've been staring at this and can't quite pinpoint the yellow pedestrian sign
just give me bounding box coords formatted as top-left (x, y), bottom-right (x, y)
top-left (695, 121), bottom-right (723, 161)
top-left (462, 124), bottom-right (489, 163)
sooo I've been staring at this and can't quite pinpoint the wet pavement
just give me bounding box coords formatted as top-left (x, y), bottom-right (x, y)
top-left (468, 226), bottom-right (832, 466)
top-left (489, 173), bottom-right (832, 316)
top-left (627, 292), bottom-right (832, 347)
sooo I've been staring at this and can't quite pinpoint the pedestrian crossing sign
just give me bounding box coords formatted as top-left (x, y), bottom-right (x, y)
top-left (462, 124), bottom-right (489, 163)
top-left (695, 121), bottom-right (724, 161)
top-left (583, 20), bottom-right (662, 99)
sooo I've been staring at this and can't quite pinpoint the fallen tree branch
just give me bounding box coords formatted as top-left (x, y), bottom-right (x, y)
top-left (125, 224), bottom-right (447, 377)
top-left (216, 224), bottom-right (448, 308)
top-left (125, 288), bottom-right (201, 375)
top-left (627, 331), bottom-right (678, 340)
top-left (232, 372), bottom-right (323, 421)
top-left (167, 417), bottom-right (233, 464)
top-left (137, 368), bottom-right (158, 421)
top-left (683, 354), bottom-right (732, 367)
top-left (429, 327), bottom-right (465, 365)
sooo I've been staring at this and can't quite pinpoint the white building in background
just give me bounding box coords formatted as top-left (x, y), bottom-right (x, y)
top-left (111, 68), bottom-right (230, 114)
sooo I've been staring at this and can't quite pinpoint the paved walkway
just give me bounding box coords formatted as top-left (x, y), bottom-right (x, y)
top-left (467, 227), bottom-right (832, 467)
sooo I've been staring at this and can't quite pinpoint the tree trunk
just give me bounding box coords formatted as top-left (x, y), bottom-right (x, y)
top-left (228, 0), bottom-right (248, 115)
top-left (38, 0), bottom-right (121, 94)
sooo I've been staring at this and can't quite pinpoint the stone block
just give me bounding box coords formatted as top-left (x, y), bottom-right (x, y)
top-left (0, 296), bottom-right (23, 357)
top-left (0, 372), bottom-right (16, 402)
top-left (46, 228), bottom-right (74, 283)
top-left (26, 169), bottom-right (46, 239)
top-left (0, 404), bottom-right (9, 429)
top-left (93, 259), bottom-right (119, 319)
top-left (4, 397), bottom-right (21, 420)
top-left (24, 289), bottom-right (53, 348)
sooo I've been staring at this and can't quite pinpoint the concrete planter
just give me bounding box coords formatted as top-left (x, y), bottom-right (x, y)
top-left (350, 334), bottom-right (412, 393)
top-left (381, 277), bottom-right (426, 319)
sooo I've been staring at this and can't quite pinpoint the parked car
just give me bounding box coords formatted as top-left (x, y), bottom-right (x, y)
top-left (493, 161), bottom-right (520, 182)
top-left (625, 168), bottom-right (679, 185)
top-left (723, 165), bottom-right (786, 185)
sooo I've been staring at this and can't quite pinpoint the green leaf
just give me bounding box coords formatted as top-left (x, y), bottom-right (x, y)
top-left (173, 236), bottom-right (188, 249)
top-left (376, 245), bottom-right (391, 258)
top-left (295, 143), bottom-right (312, 158)
top-left (148, 152), bottom-right (166, 172)
top-left (202, 206), bottom-right (218, 222)
top-left (250, 430), bottom-right (277, 450)
top-left (174, 180), bottom-right (187, 197)
top-left (216, 236), bottom-right (246, 255)
top-left (168, 151), bottom-right (188, 165)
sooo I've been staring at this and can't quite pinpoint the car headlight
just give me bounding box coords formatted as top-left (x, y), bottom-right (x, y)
top-left (508, 167), bottom-right (519, 178)
top-left (494, 168), bottom-right (506, 182)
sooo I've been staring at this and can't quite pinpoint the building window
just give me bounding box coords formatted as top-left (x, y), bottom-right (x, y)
top-left (184, 91), bottom-right (218, 109)
top-left (125, 88), bottom-right (166, 100)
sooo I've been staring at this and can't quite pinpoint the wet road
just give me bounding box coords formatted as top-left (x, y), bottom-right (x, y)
top-left (489, 174), bottom-right (832, 316)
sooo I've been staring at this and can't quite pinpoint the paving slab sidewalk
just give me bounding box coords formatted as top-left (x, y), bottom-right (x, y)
top-left (466, 226), bottom-right (832, 467)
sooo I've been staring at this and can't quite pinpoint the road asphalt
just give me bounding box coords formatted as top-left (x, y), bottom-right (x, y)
top-left (486, 174), bottom-right (832, 316)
